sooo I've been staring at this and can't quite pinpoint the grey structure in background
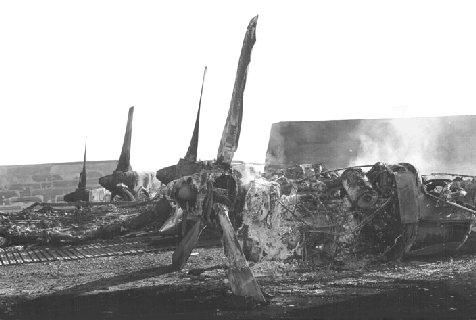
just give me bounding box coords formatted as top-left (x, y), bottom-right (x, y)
top-left (265, 115), bottom-right (476, 175)
top-left (0, 160), bottom-right (117, 209)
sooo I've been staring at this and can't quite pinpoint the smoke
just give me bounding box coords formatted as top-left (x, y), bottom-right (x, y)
top-left (349, 116), bottom-right (476, 175)
top-left (233, 162), bottom-right (264, 186)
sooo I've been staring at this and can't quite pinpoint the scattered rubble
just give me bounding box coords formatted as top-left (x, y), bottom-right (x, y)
top-left (0, 200), bottom-right (169, 246)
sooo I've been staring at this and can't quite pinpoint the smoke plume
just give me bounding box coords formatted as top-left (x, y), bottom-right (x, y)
top-left (349, 116), bottom-right (476, 175)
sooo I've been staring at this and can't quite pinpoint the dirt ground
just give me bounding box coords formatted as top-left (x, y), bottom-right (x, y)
top-left (1, 242), bottom-right (476, 320)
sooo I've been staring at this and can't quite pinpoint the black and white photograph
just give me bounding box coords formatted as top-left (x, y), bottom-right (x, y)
top-left (1, 1), bottom-right (476, 319)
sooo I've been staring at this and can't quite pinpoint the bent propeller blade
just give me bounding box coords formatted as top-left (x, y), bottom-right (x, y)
top-left (172, 218), bottom-right (203, 270)
top-left (116, 106), bottom-right (134, 172)
top-left (217, 15), bottom-right (258, 164)
top-left (77, 143), bottom-right (87, 191)
top-left (184, 66), bottom-right (207, 162)
top-left (214, 203), bottom-right (265, 302)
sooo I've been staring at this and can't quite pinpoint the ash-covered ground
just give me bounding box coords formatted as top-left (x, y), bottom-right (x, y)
top-left (1, 242), bottom-right (476, 320)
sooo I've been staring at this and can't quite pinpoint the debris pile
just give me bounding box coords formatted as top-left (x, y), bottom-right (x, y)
top-left (0, 201), bottom-right (168, 246)
top-left (424, 175), bottom-right (476, 206)
top-left (241, 162), bottom-right (476, 264)
top-left (242, 165), bottom-right (369, 263)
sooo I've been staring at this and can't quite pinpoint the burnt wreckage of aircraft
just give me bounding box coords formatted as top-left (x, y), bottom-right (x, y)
top-left (245, 162), bottom-right (476, 265)
top-left (63, 144), bottom-right (89, 203)
top-left (155, 15), bottom-right (265, 301)
top-left (0, 106), bottom-right (167, 246)
top-left (1, 15), bottom-right (476, 304)
top-left (0, 15), bottom-right (266, 302)
top-left (98, 106), bottom-right (159, 202)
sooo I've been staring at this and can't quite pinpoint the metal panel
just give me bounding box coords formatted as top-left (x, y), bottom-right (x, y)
top-left (395, 172), bottom-right (419, 223)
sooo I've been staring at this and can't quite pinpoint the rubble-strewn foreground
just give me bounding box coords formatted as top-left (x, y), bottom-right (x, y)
top-left (1, 161), bottom-right (476, 319)
top-left (1, 246), bottom-right (476, 319)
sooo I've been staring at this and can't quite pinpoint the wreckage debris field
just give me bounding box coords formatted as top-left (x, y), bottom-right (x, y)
top-left (2, 162), bottom-right (476, 318)
top-left (1, 245), bottom-right (476, 319)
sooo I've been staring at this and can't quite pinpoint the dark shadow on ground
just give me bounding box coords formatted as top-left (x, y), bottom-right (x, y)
top-left (284, 280), bottom-right (476, 320)
top-left (50, 263), bottom-right (227, 296)
top-left (3, 264), bottom-right (233, 320)
top-left (54, 264), bottom-right (175, 296)
top-left (9, 281), bottom-right (232, 320)
top-left (4, 271), bottom-right (476, 320)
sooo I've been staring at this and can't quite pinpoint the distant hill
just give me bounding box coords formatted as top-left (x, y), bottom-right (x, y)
top-left (0, 160), bottom-right (117, 205)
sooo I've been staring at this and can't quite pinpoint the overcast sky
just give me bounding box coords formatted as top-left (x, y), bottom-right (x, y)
top-left (1, 1), bottom-right (475, 171)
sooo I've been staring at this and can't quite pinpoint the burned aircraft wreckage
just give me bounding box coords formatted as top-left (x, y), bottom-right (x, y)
top-left (63, 145), bottom-right (89, 203)
top-left (98, 106), bottom-right (160, 202)
top-left (1, 15), bottom-right (476, 303)
top-left (244, 162), bottom-right (476, 265)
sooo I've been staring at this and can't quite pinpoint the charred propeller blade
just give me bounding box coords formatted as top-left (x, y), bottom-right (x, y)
top-left (184, 66), bottom-right (207, 162)
top-left (116, 106), bottom-right (134, 172)
top-left (77, 143), bottom-right (87, 191)
top-left (217, 15), bottom-right (258, 164)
